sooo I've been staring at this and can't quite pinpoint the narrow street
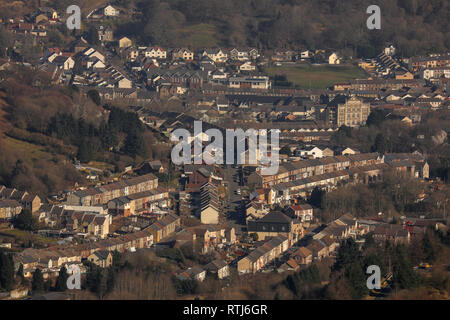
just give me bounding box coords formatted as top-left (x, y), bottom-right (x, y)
top-left (222, 165), bottom-right (246, 236)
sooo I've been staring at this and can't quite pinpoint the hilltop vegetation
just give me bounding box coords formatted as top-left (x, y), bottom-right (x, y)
top-left (73, 0), bottom-right (450, 56)
top-left (0, 66), bottom-right (167, 199)
top-left (1, 0), bottom-right (448, 55)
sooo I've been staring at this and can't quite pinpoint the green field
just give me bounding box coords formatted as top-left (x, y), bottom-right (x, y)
top-left (265, 64), bottom-right (367, 89)
top-left (3, 136), bottom-right (55, 162)
top-left (0, 229), bottom-right (57, 247)
top-left (179, 23), bottom-right (222, 49)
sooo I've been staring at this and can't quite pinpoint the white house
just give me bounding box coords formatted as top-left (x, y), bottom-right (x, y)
top-left (51, 56), bottom-right (75, 71)
top-left (301, 50), bottom-right (312, 59)
top-left (228, 76), bottom-right (271, 89)
top-left (205, 260), bottom-right (230, 279)
top-left (201, 49), bottom-right (228, 63)
top-left (329, 52), bottom-right (341, 65)
top-left (295, 146), bottom-right (323, 159)
top-left (229, 48), bottom-right (260, 61)
top-left (384, 45), bottom-right (396, 56)
top-left (63, 57), bottom-right (75, 70)
top-left (47, 52), bottom-right (59, 63)
top-left (211, 69), bottom-right (227, 80)
top-left (116, 77), bottom-right (132, 88)
top-left (239, 61), bottom-right (256, 71)
top-left (200, 205), bottom-right (219, 225)
top-left (145, 47), bottom-right (167, 59)
top-left (91, 59), bottom-right (106, 70)
top-left (83, 48), bottom-right (105, 63)
top-left (421, 67), bottom-right (450, 80)
top-left (172, 48), bottom-right (193, 61)
top-left (104, 5), bottom-right (119, 17)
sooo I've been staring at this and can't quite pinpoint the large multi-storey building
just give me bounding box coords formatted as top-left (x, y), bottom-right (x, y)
top-left (326, 95), bottom-right (370, 127)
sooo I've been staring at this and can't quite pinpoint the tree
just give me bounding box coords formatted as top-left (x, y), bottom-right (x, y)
top-left (86, 26), bottom-right (100, 46)
top-left (279, 145), bottom-right (291, 156)
top-left (111, 250), bottom-right (123, 272)
top-left (344, 261), bottom-right (368, 299)
top-left (309, 187), bottom-right (325, 209)
top-left (106, 267), bottom-right (115, 293)
top-left (421, 233), bottom-right (437, 263)
top-left (334, 238), bottom-right (362, 272)
top-left (87, 90), bottom-right (101, 106)
top-left (54, 266), bottom-right (68, 291)
top-left (285, 264), bottom-right (321, 298)
top-left (77, 140), bottom-right (93, 163)
top-left (391, 244), bottom-right (420, 290)
top-left (86, 264), bottom-right (108, 299)
top-left (0, 251), bottom-right (15, 291)
top-left (13, 209), bottom-right (37, 231)
top-left (0, 26), bottom-right (13, 58)
top-left (122, 132), bottom-right (147, 158)
top-left (173, 278), bottom-right (198, 296)
top-left (17, 263), bottom-right (24, 284)
top-left (366, 109), bottom-right (387, 127)
top-left (32, 269), bottom-right (45, 293)
top-left (44, 278), bottom-right (52, 292)
top-left (331, 238), bottom-right (368, 299)
top-left (250, 233), bottom-right (259, 241)
top-left (371, 133), bottom-right (387, 153)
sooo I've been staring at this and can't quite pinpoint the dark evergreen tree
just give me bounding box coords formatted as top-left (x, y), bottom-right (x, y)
top-left (13, 209), bottom-right (37, 231)
top-left (17, 263), bottom-right (24, 278)
top-left (87, 89), bottom-right (101, 105)
top-left (309, 187), bottom-right (325, 209)
top-left (366, 109), bottom-right (388, 127)
top-left (371, 133), bottom-right (387, 153)
top-left (391, 245), bottom-right (420, 290)
top-left (54, 266), bottom-right (68, 291)
top-left (0, 251), bottom-right (15, 291)
top-left (32, 269), bottom-right (45, 293)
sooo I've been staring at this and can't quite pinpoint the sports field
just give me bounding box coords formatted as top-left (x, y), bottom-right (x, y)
top-left (265, 64), bottom-right (367, 89)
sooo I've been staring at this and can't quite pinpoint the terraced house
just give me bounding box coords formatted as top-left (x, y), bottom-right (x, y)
top-left (107, 187), bottom-right (170, 216)
top-left (66, 173), bottom-right (158, 206)
top-left (247, 211), bottom-right (303, 242)
top-left (0, 199), bottom-right (22, 220)
top-left (248, 153), bottom-right (381, 188)
top-left (0, 185), bottom-right (41, 213)
top-left (148, 212), bottom-right (181, 243)
top-left (59, 210), bottom-right (111, 239)
top-left (237, 235), bottom-right (290, 274)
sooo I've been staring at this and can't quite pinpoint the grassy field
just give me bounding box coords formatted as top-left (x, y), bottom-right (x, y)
top-left (179, 23), bottom-right (222, 49)
top-left (86, 161), bottom-right (115, 172)
top-left (265, 64), bottom-right (367, 89)
top-left (3, 136), bottom-right (55, 162)
top-left (0, 229), bottom-right (57, 247)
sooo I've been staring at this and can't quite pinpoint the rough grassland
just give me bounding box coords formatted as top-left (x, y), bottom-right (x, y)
top-left (178, 24), bottom-right (222, 49)
top-left (3, 136), bottom-right (55, 162)
top-left (0, 229), bottom-right (57, 246)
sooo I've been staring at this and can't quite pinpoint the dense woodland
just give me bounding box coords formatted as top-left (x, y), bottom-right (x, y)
top-left (115, 0), bottom-right (450, 57)
top-left (0, 0), bottom-right (449, 56)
